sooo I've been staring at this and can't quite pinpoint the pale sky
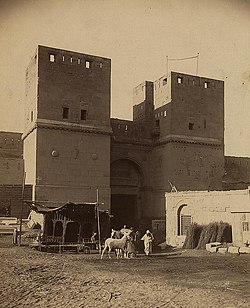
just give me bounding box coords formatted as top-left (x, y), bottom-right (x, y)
top-left (0, 0), bottom-right (250, 156)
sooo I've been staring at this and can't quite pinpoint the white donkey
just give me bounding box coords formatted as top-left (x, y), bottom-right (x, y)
top-left (101, 231), bottom-right (131, 259)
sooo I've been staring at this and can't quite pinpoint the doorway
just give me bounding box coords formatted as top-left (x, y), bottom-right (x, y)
top-left (111, 194), bottom-right (137, 229)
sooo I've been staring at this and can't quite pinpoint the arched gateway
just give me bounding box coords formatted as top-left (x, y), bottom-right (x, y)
top-left (110, 159), bottom-right (144, 229)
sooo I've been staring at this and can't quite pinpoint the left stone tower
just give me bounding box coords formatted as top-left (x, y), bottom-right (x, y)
top-left (23, 45), bottom-right (111, 209)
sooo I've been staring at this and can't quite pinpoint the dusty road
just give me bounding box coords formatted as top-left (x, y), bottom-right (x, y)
top-left (0, 237), bottom-right (249, 308)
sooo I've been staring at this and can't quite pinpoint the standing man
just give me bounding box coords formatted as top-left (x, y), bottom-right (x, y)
top-left (141, 230), bottom-right (154, 256)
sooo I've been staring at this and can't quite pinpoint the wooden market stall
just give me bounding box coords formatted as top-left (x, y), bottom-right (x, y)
top-left (26, 201), bottom-right (110, 252)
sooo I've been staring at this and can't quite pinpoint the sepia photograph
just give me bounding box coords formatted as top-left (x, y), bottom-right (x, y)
top-left (0, 0), bottom-right (250, 307)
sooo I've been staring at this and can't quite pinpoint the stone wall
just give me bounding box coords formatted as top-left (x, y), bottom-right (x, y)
top-left (165, 188), bottom-right (250, 247)
top-left (224, 156), bottom-right (250, 190)
top-left (0, 131), bottom-right (24, 185)
top-left (0, 185), bottom-right (32, 218)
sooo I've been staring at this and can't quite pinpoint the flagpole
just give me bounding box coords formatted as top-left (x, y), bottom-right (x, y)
top-left (166, 55), bottom-right (168, 75)
top-left (196, 53), bottom-right (199, 76)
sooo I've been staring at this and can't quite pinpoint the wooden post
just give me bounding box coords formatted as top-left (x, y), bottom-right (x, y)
top-left (96, 189), bottom-right (102, 255)
top-left (18, 172), bottom-right (26, 246)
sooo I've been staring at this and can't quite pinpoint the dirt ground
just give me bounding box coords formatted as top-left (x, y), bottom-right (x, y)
top-left (0, 236), bottom-right (250, 308)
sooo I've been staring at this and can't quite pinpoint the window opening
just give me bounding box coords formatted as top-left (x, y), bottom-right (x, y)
top-left (125, 125), bottom-right (128, 131)
top-left (100, 62), bottom-right (103, 68)
top-left (62, 107), bottom-right (69, 119)
top-left (204, 119), bottom-right (207, 128)
top-left (180, 215), bottom-right (192, 235)
top-left (118, 124), bottom-right (121, 129)
top-left (242, 221), bottom-right (249, 232)
top-left (155, 119), bottom-right (160, 127)
top-left (163, 78), bottom-right (168, 85)
top-left (70, 57), bottom-right (73, 63)
top-left (80, 109), bottom-right (87, 121)
top-left (189, 122), bottom-right (194, 130)
top-left (85, 60), bottom-right (91, 69)
top-left (62, 55), bottom-right (65, 62)
top-left (78, 58), bottom-right (81, 64)
top-left (177, 77), bottom-right (183, 84)
top-left (204, 82), bottom-right (209, 88)
top-left (164, 110), bottom-right (167, 117)
top-left (49, 54), bottom-right (55, 62)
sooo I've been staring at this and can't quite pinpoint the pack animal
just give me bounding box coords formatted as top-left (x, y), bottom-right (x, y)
top-left (101, 230), bottom-right (131, 259)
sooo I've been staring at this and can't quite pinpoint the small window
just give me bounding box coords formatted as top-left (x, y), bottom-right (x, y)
top-left (78, 58), bottom-right (81, 64)
top-left (189, 122), bottom-right (194, 130)
top-left (204, 119), bottom-right (207, 128)
top-left (204, 82), bottom-right (209, 88)
top-left (85, 60), bottom-right (92, 69)
top-left (155, 119), bottom-right (160, 127)
top-left (177, 77), bottom-right (183, 84)
top-left (70, 57), bottom-right (73, 63)
top-left (164, 110), bottom-right (167, 117)
top-left (242, 222), bottom-right (249, 232)
top-left (62, 107), bottom-right (69, 119)
top-left (163, 78), bottom-right (167, 85)
top-left (118, 124), bottom-right (121, 129)
top-left (49, 54), bottom-right (55, 62)
top-left (100, 62), bottom-right (103, 68)
top-left (125, 125), bottom-right (128, 131)
top-left (62, 55), bottom-right (65, 62)
top-left (80, 109), bottom-right (87, 120)
top-left (30, 111), bottom-right (33, 122)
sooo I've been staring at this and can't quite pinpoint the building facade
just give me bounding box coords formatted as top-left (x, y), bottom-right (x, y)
top-left (165, 188), bottom-right (250, 247)
top-left (23, 46), bottom-right (111, 211)
top-left (14, 45), bottom-right (249, 228)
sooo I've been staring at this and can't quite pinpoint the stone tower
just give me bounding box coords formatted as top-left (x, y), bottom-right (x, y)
top-left (23, 45), bottom-right (111, 209)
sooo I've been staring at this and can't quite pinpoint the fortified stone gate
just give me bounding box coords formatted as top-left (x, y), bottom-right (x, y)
top-left (110, 159), bottom-right (144, 229)
top-left (22, 45), bottom-right (250, 229)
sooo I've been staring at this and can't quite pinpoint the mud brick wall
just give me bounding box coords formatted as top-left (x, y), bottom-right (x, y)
top-left (0, 185), bottom-right (32, 218)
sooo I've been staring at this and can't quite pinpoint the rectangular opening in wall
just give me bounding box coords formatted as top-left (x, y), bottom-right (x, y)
top-left (204, 82), bottom-right (209, 88)
top-left (164, 110), bottom-right (167, 117)
top-left (163, 78), bottom-right (168, 85)
top-left (62, 107), bottom-right (69, 119)
top-left (204, 119), bottom-right (207, 128)
top-left (189, 122), bottom-right (194, 130)
top-left (125, 125), bottom-right (128, 131)
top-left (181, 215), bottom-right (192, 235)
top-left (155, 119), bottom-right (160, 127)
top-left (62, 55), bottom-right (65, 62)
top-left (85, 60), bottom-right (92, 69)
top-left (177, 77), bottom-right (183, 84)
top-left (70, 57), bottom-right (73, 63)
top-left (49, 54), bottom-right (55, 62)
top-left (80, 109), bottom-right (87, 120)
top-left (78, 58), bottom-right (81, 64)
top-left (242, 221), bottom-right (249, 231)
top-left (99, 62), bottom-right (103, 68)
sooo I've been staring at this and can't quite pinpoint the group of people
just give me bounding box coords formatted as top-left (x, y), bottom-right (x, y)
top-left (120, 225), bottom-right (154, 257)
top-left (90, 225), bottom-right (154, 257)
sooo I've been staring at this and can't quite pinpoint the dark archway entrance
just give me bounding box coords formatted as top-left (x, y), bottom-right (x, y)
top-left (111, 194), bottom-right (137, 229)
top-left (111, 159), bottom-right (143, 229)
